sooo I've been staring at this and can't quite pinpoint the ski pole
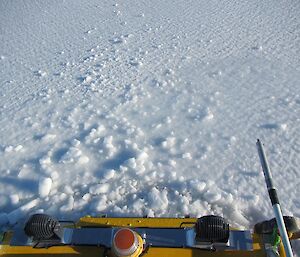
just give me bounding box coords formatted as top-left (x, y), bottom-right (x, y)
top-left (256, 139), bottom-right (294, 257)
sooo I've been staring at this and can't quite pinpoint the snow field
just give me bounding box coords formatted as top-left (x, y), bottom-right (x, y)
top-left (0, 0), bottom-right (300, 253)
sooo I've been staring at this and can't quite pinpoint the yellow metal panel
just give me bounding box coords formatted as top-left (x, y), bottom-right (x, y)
top-left (78, 216), bottom-right (198, 228)
top-left (0, 245), bottom-right (267, 257)
top-left (0, 245), bottom-right (102, 255)
top-left (144, 248), bottom-right (266, 257)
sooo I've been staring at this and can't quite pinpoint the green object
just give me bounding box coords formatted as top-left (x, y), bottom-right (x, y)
top-left (271, 225), bottom-right (281, 247)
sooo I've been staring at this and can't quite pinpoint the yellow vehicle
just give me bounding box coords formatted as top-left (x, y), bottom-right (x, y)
top-left (0, 213), bottom-right (299, 257)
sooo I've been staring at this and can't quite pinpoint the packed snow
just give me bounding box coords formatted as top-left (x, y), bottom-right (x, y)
top-left (0, 0), bottom-right (300, 254)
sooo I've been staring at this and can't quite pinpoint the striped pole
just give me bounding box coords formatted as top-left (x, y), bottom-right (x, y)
top-left (256, 139), bottom-right (293, 257)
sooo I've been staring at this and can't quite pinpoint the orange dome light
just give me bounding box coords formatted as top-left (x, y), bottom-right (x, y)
top-left (112, 228), bottom-right (143, 257)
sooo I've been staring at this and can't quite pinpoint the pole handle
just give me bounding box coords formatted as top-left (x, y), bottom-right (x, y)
top-left (256, 139), bottom-right (294, 257)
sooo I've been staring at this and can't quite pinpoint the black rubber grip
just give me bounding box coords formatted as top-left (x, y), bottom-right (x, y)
top-left (268, 189), bottom-right (279, 205)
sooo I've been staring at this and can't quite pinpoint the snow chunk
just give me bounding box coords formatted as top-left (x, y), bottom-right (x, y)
top-left (189, 180), bottom-right (206, 192)
top-left (103, 136), bottom-right (116, 157)
top-left (129, 58), bottom-right (143, 67)
top-left (8, 199), bottom-right (39, 225)
top-left (165, 116), bottom-right (172, 124)
top-left (146, 209), bottom-right (155, 217)
top-left (89, 183), bottom-right (110, 195)
top-left (92, 195), bottom-right (107, 212)
top-left (83, 75), bottom-right (93, 84)
top-left (103, 169), bottom-right (116, 180)
top-left (40, 155), bottom-right (52, 165)
top-left (86, 125), bottom-right (106, 143)
top-left (82, 193), bottom-right (91, 201)
top-left (10, 194), bottom-right (20, 205)
top-left (14, 145), bottom-right (23, 152)
top-left (39, 177), bottom-right (52, 198)
top-left (182, 152), bottom-right (192, 160)
top-left (4, 145), bottom-right (14, 153)
top-left (161, 137), bottom-right (176, 149)
top-left (203, 190), bottom-right (222, 202)
top-left (280, 123), bottom-right (288, 131)
top-left (50, 171), bottom-right (59, 181)
top-left (136, 151), bottom-right (148, 164)
top-left (60, 196), bottom-right (74, 212)
top-left (61, 146), bottom-right (89, 164)
top-left (110, 36), bottom-right (126, 44)
top-left (125, 158), bottom-right (137, 169)
top-left (64, 185), bottom-right (74, 195)
top-left (18, 165), bottom-right (32, 178)
top-left (168, 159), bottom-right (176, 167)
top-left (164, 68), bottom-right (175, 76)
top-left (203, 107), bottom-right (214, 121)
top-left (225, 204), bottom-right (250, 228)
top-left (132, 199), bottom-right (145, 214)
top-left (37, 70), bottom-right (47, 77)
top-left (78, 155), bottom-right (90, 164)
top-left (42, 134), bottom-right (57, 142)
top-left (148, 187), bottom-right (168, 211)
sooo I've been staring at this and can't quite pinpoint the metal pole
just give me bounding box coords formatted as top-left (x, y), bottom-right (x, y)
top-left (256, 139), bottom-right (294, 257)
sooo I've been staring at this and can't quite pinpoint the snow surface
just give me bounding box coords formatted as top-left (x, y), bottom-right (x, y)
top-left (0, 0), bottom-right (300, 253)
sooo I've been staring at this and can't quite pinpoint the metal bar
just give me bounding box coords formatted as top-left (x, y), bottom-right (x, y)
top-left (256, 139), bottom-right (294, 257)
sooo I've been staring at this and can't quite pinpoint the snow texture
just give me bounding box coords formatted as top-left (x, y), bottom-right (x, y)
top-left (0, 0), bottom-right (299, 254)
